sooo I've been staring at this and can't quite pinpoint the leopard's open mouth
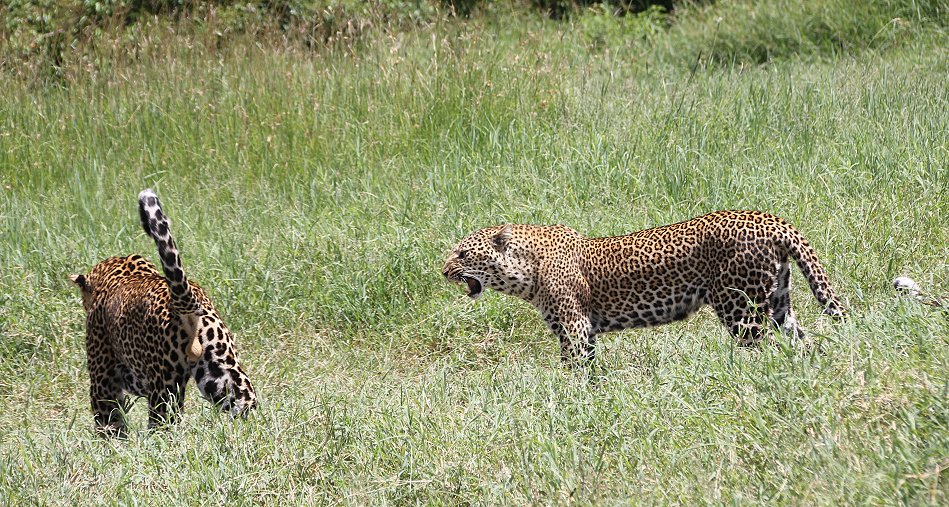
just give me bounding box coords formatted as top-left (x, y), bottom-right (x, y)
top-left (461, 276), bottom-right (483, 300)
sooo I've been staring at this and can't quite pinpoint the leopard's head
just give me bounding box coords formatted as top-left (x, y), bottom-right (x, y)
top-left (442, 224), bottom-right (538, 301)
top-left (68, 274), bottom-right (94, 312)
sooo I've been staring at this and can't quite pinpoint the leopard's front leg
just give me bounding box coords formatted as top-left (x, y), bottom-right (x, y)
top-left (548, 315), bottom-right (596, 366)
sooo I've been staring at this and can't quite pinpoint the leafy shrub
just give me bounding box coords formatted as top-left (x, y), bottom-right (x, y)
top-left (669, 0), bottom-right (949, 65)
top-left (0, 0), bottom-right (442, 82)
top-left (530, 0), bottom-right (676, 19)
top-left (3, 0), bottom-right (947, 82)
top-left (578, 2), bottom-right (667, 50)
top-left (436, 0), bottom-right (480, 17)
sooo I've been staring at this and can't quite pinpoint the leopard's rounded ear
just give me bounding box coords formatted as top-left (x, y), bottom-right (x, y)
top-left (69, 274), bottom-right (88, 291)
top-left (492, 224), bottom-right (513, 253)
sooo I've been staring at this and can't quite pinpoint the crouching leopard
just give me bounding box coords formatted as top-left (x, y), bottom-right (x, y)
top-left (70, 190), bottom-right (257, 436)
top-left (443, 210), bottom-right (846, 364)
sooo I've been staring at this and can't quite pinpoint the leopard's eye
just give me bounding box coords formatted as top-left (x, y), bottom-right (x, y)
top-left (457, 250), bottom-right (467, 259)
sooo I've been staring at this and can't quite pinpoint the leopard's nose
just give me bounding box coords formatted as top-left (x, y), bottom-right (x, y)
top-left (442, 262), bottom-right (458, 279)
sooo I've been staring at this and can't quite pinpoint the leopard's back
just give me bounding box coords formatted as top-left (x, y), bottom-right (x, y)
top-left (84, 254), bottom-right (207, 378)
top-left (581, 210), bottom-right (844, 339)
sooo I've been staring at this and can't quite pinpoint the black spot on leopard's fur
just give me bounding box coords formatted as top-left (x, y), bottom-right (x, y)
top-left (70, 189), bottom-right (257, 437)
top-left (443, 210), bottom-right (846, 365)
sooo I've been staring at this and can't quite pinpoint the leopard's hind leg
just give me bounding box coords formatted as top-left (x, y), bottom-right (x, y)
top-left (87, 334), bottom-right (130, 437)
top-left (709, 284), bottom-right (772, 347)
top-left (146, 373), bottom-right (189, 429)
top-left (769, 261), bottom-right (806, 344)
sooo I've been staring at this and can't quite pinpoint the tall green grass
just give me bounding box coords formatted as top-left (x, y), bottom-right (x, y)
top-left (1, 3), bottom-right (947, 505)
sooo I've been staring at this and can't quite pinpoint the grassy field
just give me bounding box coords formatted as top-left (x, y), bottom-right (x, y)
top-left (1, 3), bottom-right (948, 504)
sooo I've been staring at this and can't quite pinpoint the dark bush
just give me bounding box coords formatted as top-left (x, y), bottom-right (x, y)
top-left (529, 0), bottom-right (677, 19)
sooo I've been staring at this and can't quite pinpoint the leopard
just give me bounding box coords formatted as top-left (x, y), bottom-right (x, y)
top-left (70, 189), bottom-right (257, 436)
top-left (442, 210), bottom-right (846, 364)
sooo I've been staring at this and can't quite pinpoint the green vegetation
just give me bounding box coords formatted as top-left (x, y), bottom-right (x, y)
top-left (1, 0), bottom-right (947, 504)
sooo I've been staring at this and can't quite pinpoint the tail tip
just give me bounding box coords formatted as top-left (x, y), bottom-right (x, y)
top-left (138, 189), bottom-right (160, 237)
top-left (825, 303), bottom-right (846, 319)
top-left (138, 188), bottom-right (158, 205)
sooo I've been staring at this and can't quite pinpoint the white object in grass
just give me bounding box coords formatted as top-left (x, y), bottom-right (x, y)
top-left (893, 276), bottom-right (921, 298)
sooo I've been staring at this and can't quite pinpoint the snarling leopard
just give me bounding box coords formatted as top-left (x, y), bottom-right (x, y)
top-left (443, 210), bottom-right (846, 363)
